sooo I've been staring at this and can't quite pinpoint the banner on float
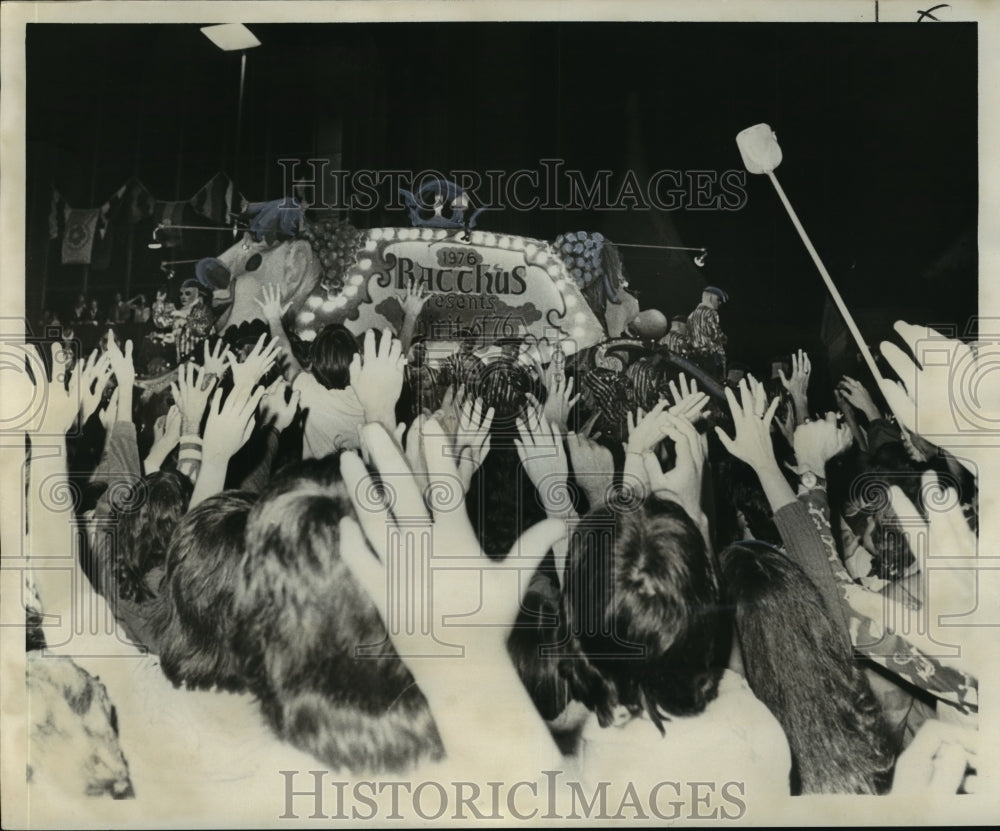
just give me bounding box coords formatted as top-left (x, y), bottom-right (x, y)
top-left (291, 228), bottom-right (605, 353)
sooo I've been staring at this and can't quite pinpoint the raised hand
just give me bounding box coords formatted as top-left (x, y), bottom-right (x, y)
top-left (454, 395), bottom-right (494, 494)
top-left (842, 471), bottom-right (979, 676)
top-left (837, 375), bottom-right (881, 421)
top-left (430, 383), bottom-right (461, 444)
top-left (566, 413), bottom-right (614, 509)
top-left (515, 405), bottom-right (571, 517)
top-left (625, 399), bottom-right (671, 456)
top-left (714, 379), bottom-right (781, 473)
top-left (32, 342), bottom-right (82, 435)
top-left (667, 373), bottom-right (709, 421)
top-left (340, 420), bottom-right (565, 664)
top-left (878, 321), bottom-right (991, 474)
top-left (200, 383), bottom-right (266, 463)
top-left (339, 419), bottom-right (566, 773)
top-left (226, 332), bottom-right (281, 391)
top-left (349, 328), bottom-right (405, 429)
top-left (891, 716), bottom-right (977, 794)
top-left (104, 336), bottom-right (135, 421)
top-left (144, 404), bottom-right (182, 474)
top-left (97, 387), bottom-right (120, 434)
top-left (791, 411), bottom-right (853, 474)
top-left (254, 282), bottom-right (291, 323)
top-left (77, 348), bottom-right (113, 422)
top-left (159, 404), bottom-right (182, 444)
top-left (259, 378), bottom-right (301, 432)
top-left (779, 348), bottom-right (811, 397)
top-left (170, 362), bottom-right (214, 436)
top-left (540, 372), bottom-right (580, 435)
top-left (643, 412), bottom-right (708, 531)
top-left (775, 396), bottom-right (796, 447)
top-left (201, 338), bottom-right (232, 386)
top-left (401, 277), bottom-right (430, 318)
top-left (399, 413), bottom-right (431, 493)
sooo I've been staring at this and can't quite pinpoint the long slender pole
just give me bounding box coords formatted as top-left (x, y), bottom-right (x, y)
top-left (235, 52), bottom-right (247, 180)
top-left (766, 170), bottom-right (884, 384)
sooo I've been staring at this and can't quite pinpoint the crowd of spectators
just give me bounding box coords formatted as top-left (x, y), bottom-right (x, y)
top-left (19, 267), bottom-right (981, 819)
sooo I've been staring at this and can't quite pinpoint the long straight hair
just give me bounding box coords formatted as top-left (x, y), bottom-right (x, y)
top-left (720, 542), bottom-right (893, 794)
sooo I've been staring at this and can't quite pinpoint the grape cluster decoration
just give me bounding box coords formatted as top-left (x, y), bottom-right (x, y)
top-left (552, 230), bottom-right (628, 319)
top-left (552, 230), bottom-right (607, 291)
top-left (300, 218), bottom-right (365, 298)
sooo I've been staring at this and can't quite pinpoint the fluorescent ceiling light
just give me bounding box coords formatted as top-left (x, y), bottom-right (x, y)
top-left (201, 23), bottom-right (261, 52)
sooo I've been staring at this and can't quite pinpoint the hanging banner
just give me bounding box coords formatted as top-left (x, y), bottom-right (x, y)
top-left (48, 189), bottom-right (68, 240)
top-left (61, 208), bottom-right (100, 265)
top-left (189, 172), bottom-right (236, 223)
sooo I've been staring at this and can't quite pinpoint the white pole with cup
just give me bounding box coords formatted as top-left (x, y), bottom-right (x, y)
top-left (735, 123), bottom-right (884, 385)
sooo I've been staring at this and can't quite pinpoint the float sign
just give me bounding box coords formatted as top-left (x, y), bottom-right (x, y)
top-left (291, 227), bottom-right (606, 354)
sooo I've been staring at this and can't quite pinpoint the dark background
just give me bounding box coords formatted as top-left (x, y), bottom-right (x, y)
top-left (25, 22), bottom-right (977, 372)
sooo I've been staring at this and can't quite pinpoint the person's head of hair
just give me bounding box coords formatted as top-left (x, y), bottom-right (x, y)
top-left (851, 441), bottom-right (924, 579)
top-left (455, 328), bottom-right (477, 353)
top-left (154, 490), bottom-right (255, 692)
top-left (232, 457), bottom-right (443, 773)
top-left (725, 460), bottom-right (781, 547)
top-left (560, 496), bottom-right (729, 734)
top-left (506, 566), bottom-right (571, 722)
top-left (113, 470), bottom-right (193, 603)
top-left (467, 434), bottom-right (549, 559)
top-left (309, 323), bottom-right (359, 390)
top-left (720, 542), bottom-right (893, 794)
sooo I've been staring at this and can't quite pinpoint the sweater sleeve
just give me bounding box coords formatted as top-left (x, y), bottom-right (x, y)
top-left (772, 500), bottom-right (853, 657)
top-left (90, 422), bottom-right (142, 596)
top-left (790, 484), bottom-right (979, 713)
top-left (236, 428), bottom-right (279, 494)
top-left (93, 422), bottom-right (141, 521)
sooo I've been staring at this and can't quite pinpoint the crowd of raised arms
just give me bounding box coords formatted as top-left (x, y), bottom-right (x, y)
top-left (18, 275), bottom-right (980, 821)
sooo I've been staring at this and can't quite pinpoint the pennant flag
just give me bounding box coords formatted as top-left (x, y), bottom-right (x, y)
top-left (48, 189), bottom-right (69, 240)
top-left (124, 179), bottom-right (155, 224)
top-left (91, 214), bottom-right (114, 271)
top-left (62, 208), bottom-right (100, 264)
top-left (153, 200), bottom-right (188, 248)
top-left (100, 181), bottom-right (130, 225)
top-left (189, 172), bottom-right (235, 224)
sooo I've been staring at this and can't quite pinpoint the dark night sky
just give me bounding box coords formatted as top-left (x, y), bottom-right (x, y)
top-left (25, 21), bottom-right (977, 370)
